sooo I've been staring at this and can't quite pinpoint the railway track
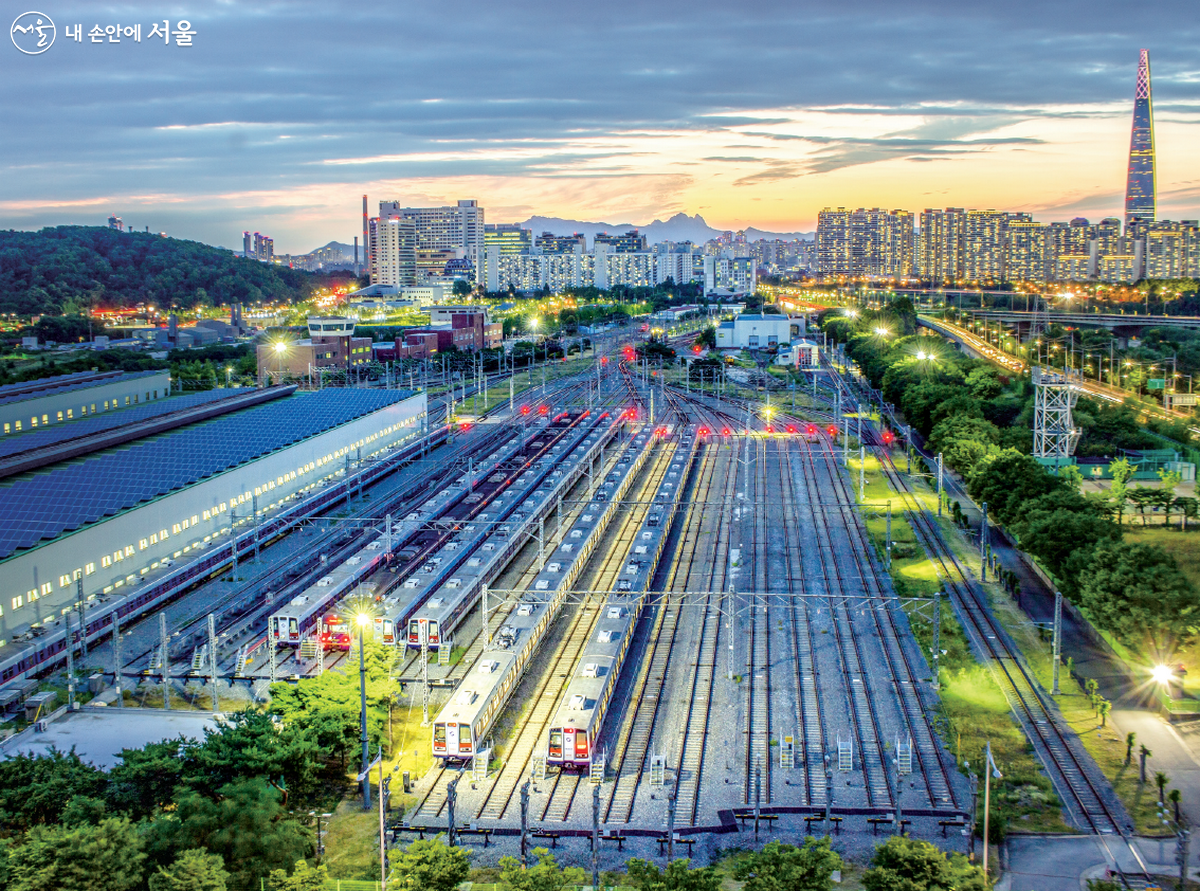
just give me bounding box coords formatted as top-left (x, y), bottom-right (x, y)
top-left (744, 436), bottom-right (772, 805)
top-left (773, 438), bottom-right (826, 807)
top-left (600, 439), bottom-right (716, 824)
top-left (873, 447), bottom-right (1130, 834)
top-left (796, 437), bottom-right (893, 809)
top-left (811, 440), bottom-right (959, 812)
top-left (455, 441), bottom-right (673, 824)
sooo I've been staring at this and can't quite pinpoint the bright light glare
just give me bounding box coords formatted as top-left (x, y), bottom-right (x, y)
top-left (1152, 664), bottom-right (1174, 685)
top-left (874, 327), bottom-right (889, 337)
top-left (274, 341), bottom-right (286, 353)
top-left (356, 613), bottom-right (371, 628)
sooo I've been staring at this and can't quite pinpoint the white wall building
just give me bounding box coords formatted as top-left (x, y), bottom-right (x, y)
top-left (715, 313), bottom-right (805, 350)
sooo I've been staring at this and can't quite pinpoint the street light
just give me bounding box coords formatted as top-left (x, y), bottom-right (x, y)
top-left (357, 612), bottom-right (372, 809)
top-left (274, 341), bottom-right (287, 384)
top-left (225, 366), bottom-right (233, 387)
top-left (983, 741), bottom-right (1003, 877)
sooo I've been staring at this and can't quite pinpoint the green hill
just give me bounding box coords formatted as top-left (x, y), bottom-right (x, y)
top-left (0, 226), bottom-right (349, 315)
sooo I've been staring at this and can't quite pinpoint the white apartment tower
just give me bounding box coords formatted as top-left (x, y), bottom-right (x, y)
top-left (378, 199), bottom-right (485, 271)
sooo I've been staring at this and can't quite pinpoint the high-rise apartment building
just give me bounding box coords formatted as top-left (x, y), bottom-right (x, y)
top-left (535, 232), bottom-right (586, 253)
top-left (108, 215), bottom-right (124, 231)
top-left (816, 207), bottom-right (913, 279)
top-left (246, 232), bottom-right (274, 263)
top-left (242, 231), bottom-right (252, 257)
top-left (960, 210), bottom-right (1007, 282)
top-left (918, 208), bottom-right (966, 281)
top-left (594, 230), bottom-right (648, 253)
top-left (483, 223), bottom-right (532, 256)
top-left (1125, 49), bottom-right (1156, 227)
top-left (378, 199), bottom-right (485, 269)
top-left (816, 208), bottom-right (853, 276)
top-left (372, 217), bottom-right (418, 287)
top-left (1004, 221), bottom-right (1048, 282)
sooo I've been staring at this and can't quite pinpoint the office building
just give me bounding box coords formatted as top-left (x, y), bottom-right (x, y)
top-left (483, 224), bottom-right (532, 256)
top-left (1125, 49), bottom-right (1157, 227)
top-left (108, 216), bottom-right (124, 231)
top-left (255, 318), bottom-right (373, 384)
top-left (594, 230), bottom-right (648, 253)
top-left (378, 199), bottom-right (485, 270)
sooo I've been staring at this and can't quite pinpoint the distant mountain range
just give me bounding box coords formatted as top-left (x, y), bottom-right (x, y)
top-left (297, 240), bottom-right (356, 259)
top-left (518, 212), bottom-right (812, 245)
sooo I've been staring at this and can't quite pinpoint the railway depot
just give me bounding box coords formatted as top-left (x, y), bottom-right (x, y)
top-left (0, 385), bottom-right (425, 669)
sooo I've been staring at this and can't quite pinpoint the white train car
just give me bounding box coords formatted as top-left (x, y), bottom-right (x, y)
top-left (268, 536), bottom-right (387, 645)
top-left (431, 429), bottom-right (657, 762)
top-left (546, 429), bottom-right (697, 770)
top-left (393, 411), bottom-right (614, 649)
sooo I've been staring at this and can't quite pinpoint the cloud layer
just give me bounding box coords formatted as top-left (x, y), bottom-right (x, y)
top-left (1, 0), bottom-right (1197, 250)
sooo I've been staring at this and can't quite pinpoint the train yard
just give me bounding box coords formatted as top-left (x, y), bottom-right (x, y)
top-left (22, 344), bottom-right (1136, 863)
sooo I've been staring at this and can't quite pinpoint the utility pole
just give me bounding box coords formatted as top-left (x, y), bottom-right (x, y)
top-left (932, 592), bottom-right (941, 690)
top-left (76, 577), bottom-right (87, 658)
top-left (520, 781), bottom-right (530, 868)
top-left (667, 780), bottom-right (677, 860)
top-left (230, 508), bottom-right (238, 580)
top-left (936, 453), bottom-right (944, 517)
top-left (591, 784), bottom-right (600, 891)
top-left (1052, 591), bottom-right (1062, 695)
top-left (159, 612), bottom-right (170, 710)
top-left (65, 611), bottom-right (76, 710)
top-left (378, 748), bottom-right (388, 891)
top-left (447, 773), bottom-right (459, 847)
top-left (980, 502), bottom-right (989, 582)
top-left (252, 493), bottom-right (260, 559)
top-left (886, 501), bottom-right (892, 568)
top-left (482, 584), bottom-right (491, 648)
top-left (112, 609), bottom-right (123, 708)
top-left (359, 622), bottom-right (371, 809)
top-left (421, 624), bottom-right (430, 726)
top-left (859, 446), bottom-right (866, 502)
top-left (208, 613), bottom-right (219, 714)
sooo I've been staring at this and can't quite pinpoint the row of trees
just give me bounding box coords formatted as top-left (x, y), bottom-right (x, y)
top-left (822, 304), bottom-right (1197, 657)
top-left (0, 226), bottom-right (355, 315)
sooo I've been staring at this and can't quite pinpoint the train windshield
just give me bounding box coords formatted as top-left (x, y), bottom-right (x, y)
top-left (459, 724), bottom-right (472, 752)
top-left (548, 729), bottom-right (562, 757)
top-left (433, 725), bottom-right (446, 749)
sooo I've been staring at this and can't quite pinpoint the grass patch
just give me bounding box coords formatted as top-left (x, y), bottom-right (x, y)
top-left (854, 463), bottom-right (1072, 833)
top-left (323, 799), bottom-right (383, 880)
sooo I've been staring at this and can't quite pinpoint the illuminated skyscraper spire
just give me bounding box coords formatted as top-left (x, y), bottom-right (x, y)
top-left (1124, 49), bottom-right (1156, 227)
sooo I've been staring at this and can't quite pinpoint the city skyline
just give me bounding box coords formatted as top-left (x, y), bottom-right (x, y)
top-left (2, 2), bottom-right (1197, 253)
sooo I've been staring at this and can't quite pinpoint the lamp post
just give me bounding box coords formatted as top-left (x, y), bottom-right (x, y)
top-left (357, 612), bottom-right (371, 809)
top-left (226, 366), bottom-right (233, 387)
top-left (274, 341), bottom-right (287, 384)
top-left (983, 741), bottom-right (1002, 878)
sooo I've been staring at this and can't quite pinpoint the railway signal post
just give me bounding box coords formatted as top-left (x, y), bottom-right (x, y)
top-left (1052, 591), bottom-right (1062, 695)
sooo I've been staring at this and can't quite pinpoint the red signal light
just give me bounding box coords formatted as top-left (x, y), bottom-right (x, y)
top-left (765, 425), bottom-right (775, 434)
top-left (882, 430), bottom-right (895, 445)
top-left (826, 425), bottom-right (838, 437)
top-left (520, 405), bottom-right (530, 415)
top-left (538, 405), bottom-right (549, 416)
top-left (692, 345), bottom-right (701, 354)
top-left (721, 427), bottom-right (732, 436)
top-left (786, 425), bottom-right (797, 434)
top-left (459, 421), bottom-right (472, 431)
top-left (698, 426), bottom-right (709, 436)
top-left (601, 357), bottom-right (608, 365)
top-left (807, 425), bottom-right (817, 437)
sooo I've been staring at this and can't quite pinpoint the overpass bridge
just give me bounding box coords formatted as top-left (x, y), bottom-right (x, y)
top-left (955, 308), bottom-right (1200, 338)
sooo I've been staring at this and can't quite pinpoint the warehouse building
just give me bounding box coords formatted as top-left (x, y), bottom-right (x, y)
top-left (0, 370), bottom-right (172, 436)
top-left (0, 385), bottom-right (426, 647)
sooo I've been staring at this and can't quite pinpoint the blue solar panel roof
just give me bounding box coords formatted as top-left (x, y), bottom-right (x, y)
top-left (0, 389), bottom-right (416, 560)
top-left (0, 370), bottom-right (165, 409)
top-left (0, 389), bottom-right (256, 461)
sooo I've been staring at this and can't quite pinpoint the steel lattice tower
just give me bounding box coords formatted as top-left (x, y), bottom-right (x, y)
top-left (1032, 367), bottom-right (1080, 459)
top-left (1124, 49), bottom-right (1156, 227)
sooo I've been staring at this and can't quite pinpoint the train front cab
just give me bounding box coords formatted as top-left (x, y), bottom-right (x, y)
top-left (408, 617), bottom-right (441, 649)
top-left (270, 616), bottom-right (301, 646)
top-left (432, 720), bottom-right (474, 761)
top-left (547, 721), bottom-right (589, 769)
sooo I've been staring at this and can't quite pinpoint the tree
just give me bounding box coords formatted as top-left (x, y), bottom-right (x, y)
top-left (498, 848), bottom-right (587, 891)
top-left (148, 779), bottom-right (311, 891)
top-left (1155, 771), bottom-right (1170, 804)
top-left (626, 857), bottom-right (722, 891)
top-left (107, 738), bottom-right (192, 819)
top-left (1099, 699), bottom-right (1112, 727)
top-left (1125, 732), bottom-right (1136, 766)
top-left (393, 837), bottom-right (470, 891)
top-left (731, 838), bottom-right (842, 891)
top-left (0, 748), bottom-right (109, 832)
top-left (1076, 541), bottom-right (1197, 654)
top-left (1169, 787), bottom-right (1182, 823)
top-left (148, 849), bottom-right (230, 891)
top-left (267, 860), bottom-right (327, 891)
top-left (451, 279), bottom-right (472, 298)
top-left (861, 836), bottom-right (987, 891)
top-left (187, 710), bottom-right (321, 803)
top-left (1108, 458), bottom-right (1134, 526)
top-left (966, 449), bottom-right (1064, 528)
top-left (7, 816), bottom-right (146, 891)
top-left (1008, 489), bottom-right (1120, 588)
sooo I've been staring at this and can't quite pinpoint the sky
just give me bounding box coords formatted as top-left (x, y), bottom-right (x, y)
top-left (2, 0), bottom-right (1198, 253)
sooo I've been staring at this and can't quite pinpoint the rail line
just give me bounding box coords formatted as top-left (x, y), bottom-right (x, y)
top-left (810, 440), bottom-right (959, 812)
top-left (600, 438), bottom-right (716, 823)
top-left (873, 446), bottom-right (1130, 834)
top-left (744, 436), bottom-right (772, 804)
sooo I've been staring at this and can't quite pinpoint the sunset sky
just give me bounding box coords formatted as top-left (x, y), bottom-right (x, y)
top-left (3, 0), bottom-right (1197, 252)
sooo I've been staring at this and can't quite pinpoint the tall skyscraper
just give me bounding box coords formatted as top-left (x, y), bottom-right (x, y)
top-left (1124, 49), bottom-right (1156, 227)
top-left (378, 199), bottom-right (485, 269)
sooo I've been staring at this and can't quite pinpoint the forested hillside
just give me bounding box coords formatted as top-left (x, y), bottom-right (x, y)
top-left (0, 226), bottom-right (330, 314)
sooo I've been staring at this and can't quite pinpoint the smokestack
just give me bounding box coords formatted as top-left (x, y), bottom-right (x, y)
top-left (362, 194), bottom-right (369, 276)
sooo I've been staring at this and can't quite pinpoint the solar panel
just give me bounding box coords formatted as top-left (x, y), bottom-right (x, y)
top-left (0, 370), bottom-right (165, 410)
top-left (0, 389), bottom-right (417, 560)
top-left (0, 389), bottom-right (253, 460)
